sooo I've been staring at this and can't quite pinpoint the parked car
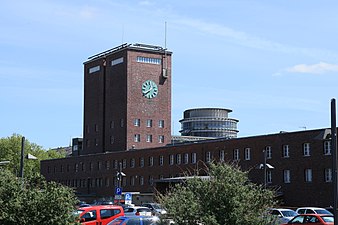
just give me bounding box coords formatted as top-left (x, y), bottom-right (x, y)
top-left (124, 206), bottom-right (153, 217)
top-left (269, 208), bottom-right (298, 224)
top-left (74, 205), bottom-right (124, 225)
top-left (280, 214), bottom-right (333, 225)
top-left (141, 203), bottom-right (167, 216)
top-left (296, 207), bottom-right (333, 215)
top-left (107, 216), bottom-right (161, 225)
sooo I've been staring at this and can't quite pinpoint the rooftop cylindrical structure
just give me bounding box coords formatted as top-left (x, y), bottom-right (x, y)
top-left (179, 108), bottom-right (239, 138)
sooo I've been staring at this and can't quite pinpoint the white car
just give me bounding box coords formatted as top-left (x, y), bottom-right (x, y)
top-left (296, 207), bottom-right (332, 215)
top-left (269, 208), bottom-right (298, 224)
top-left (124, 206), bottom-right (153, 217)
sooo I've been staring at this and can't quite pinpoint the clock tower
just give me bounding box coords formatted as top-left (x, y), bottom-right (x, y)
top-left (82, 43), bottom-right (172, 155)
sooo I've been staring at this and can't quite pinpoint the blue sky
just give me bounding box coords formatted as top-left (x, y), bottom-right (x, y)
top-left (1, 0), bottom-right (338, 149)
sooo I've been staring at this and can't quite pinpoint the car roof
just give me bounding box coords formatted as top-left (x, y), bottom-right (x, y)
top-left (297, 207), bottom-right (326, 210)
top-left (79, 205), bottom-right (122, 210)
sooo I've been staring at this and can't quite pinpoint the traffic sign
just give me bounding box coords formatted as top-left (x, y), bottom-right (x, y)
top-left (125, 192), bottom-right (132, 205)
top-left (115, 187), bottom-right (122, 195)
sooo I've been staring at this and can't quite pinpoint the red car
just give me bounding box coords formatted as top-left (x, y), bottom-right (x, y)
top-left (281, 214), bottom-right (334, 225)
top-left (75, 205), bottom-right (124, 225)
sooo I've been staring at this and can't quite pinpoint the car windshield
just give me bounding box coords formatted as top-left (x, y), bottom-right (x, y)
top-left (322, 216), bottom-right (334, 222)
top-left (152, 204), bottom-right (162, 210)
top-left (314, 209), bottom-right (332, 215)
top-left (281, 210), bottom-right (297, 217)
top-left (73, 209), bottom-right (84, 217)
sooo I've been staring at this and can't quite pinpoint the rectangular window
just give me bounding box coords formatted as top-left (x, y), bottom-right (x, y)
top-left (120, 119), bottom-right (124, 127)
top-left (169, 155), bottom-right (174, 165)
top-left (110, 121), bottom-right (114, 129)
top-left (303, 143), bottom-right (310, 156)
top-left (266, 146), bottom-right (272, 159)
top-left (245, 148), bottom-right (251, 160)
top-left (149, 156), bottom-right (154, 166)
top-left (233, 149), bottom-right (239, 160)
top-left (110, 136), bottom-right (114, 144)
top-left (159, 155), bottom-right (164, 166)
top-left (122, 159), bottom-right (127, 169)
top-left (176, 154), bottom-right (181, 165)
top-left (130, 158), bottom-right (135, 168)
top-left (134, 134), bottom-right (140, 142)
top-left (136, 56), bottom-right (161, 65)
top-left (219, 150), bottom-right (225, 162)
top-left (130, 176), bottom-right (135, 186)
top-left (146, 119), bottom-right (152, 127)
top-left (89, 65), bottom-right (100, 73)
top-left (305, 169), bottom-right (312, 182)
top-left (324, 141), bottom-right (331, 155)
top-left (140, 176), bottom-right (144, 186)
top-left (146, 134), bottom-right (152, 143)
top-left (105, 161), bottom-right (110, 170)
top-left (283, 170), bottom-right (291, 183)
top-left (325, 168), bottom-right (332, 182)
top-left (158, 135), bottom-right (164, 143)
top-left (111, 57), bottom-right (124, 66)
top-left (192, 153), bottom-right (197, 164)
top-left (206, 151), bottom-right (212, 163)
top-left (184, 153), bottom-right (189, 164)
top-left (267, 171), bottom-right (272, 183)
top-left (95, 124), bottom-right (99, 132)
top-left (283, 145), bottom-right (289, 158)
top-left (139, 157), bottom-right (144, 168)
top-left (159, 120), bottom-right (164, 128)
top-left (134, 119), bottom-right (140, 126)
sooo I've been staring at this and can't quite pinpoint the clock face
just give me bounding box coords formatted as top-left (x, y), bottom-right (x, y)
top-left (141, 80), bottom-right (158, 99)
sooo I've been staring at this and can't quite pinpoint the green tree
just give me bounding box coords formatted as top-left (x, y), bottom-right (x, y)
top-left (0, 134), bottom-right (66, 177)
top-left (159, 162), bottom-right (276, 225)
top-left (0, 170), bottom-right (79, 225)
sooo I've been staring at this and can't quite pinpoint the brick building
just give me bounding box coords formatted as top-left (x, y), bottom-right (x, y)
top-left (40, 43), bottom-right (335, 207)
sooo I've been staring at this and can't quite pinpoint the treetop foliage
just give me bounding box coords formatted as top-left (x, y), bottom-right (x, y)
top-left (159, 162), bottom-right (277, 225)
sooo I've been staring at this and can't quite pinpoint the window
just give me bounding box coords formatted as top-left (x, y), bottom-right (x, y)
top-left (110, 136), bottom-right (114, 144)
top-left (149, 156), bottom-right (154, 166)
top-left (111, 57), bottom-right (124, 66)
top-left (159, 155), bottom-right (164, 166)
top-left (114, 160), bottom-right (118, 169)
top-left (219, 150), bottom-right (225, 162)
top-left (233, 149), bottom-right (239, 160)
top-left (139, 157), bottom-right (144, 168)
top-left (140, 176), bottom-right (144, 185)
top-left (146, 119), bottom-right (152, 127)
top-left (136, 56), bottom-right (161, 65)
top-left (89, 65), bottom-right (100, 73)
top-left (283, 170), bottom-right (291, 183)
top-left (105, 161), bottom-right (110, 170)
top-left (265, 146), bottom-right (272, 159)
top-left (130, 176), bottom-right (135, 186)
top-left (122, 159), bottom-right (127, 169)
top-left (98, 161), bottom-right (102, 170)
top-left (159, 120), bottom-right (164, 128)
top-left (169, 155), bottom-right (174, 165)
top-left (158, 135), bottom-right (164, 143)
top-left (303, 143), bottom-right (310, 156)
top-left (130, 158), bottom-right (135, 168)
top-left (176, 154), bottom-right (181, 165)
top-left (149, 176), bottom-right (154, 185)
top-left (267, 171), bottom-right (272, 183)
top-left (206, 151), bottom-right (212, 163)
top-left (120, 119), bottom-right (124, 127)
top-left (184, 153), bottom-right (189, 164)
top-left (191, 153), bottom-right (197, 164)
top-left (283, 145), bottom-right (289, 158)
top-left (305, 169), bottom-right (312, 182)
top-left (75, 163), bottom-right (78, 172)
top-left (245, 148), bottom-right (251, 160)
top-left (325, 168), bottom-right (332, 182)
top-left (324, 141), bottom-right (331, 155)
top-left (146, 134), bottom-right (152, 143)
top-left (134, 119), bottom-right (140, 127)
top-left (134, 134), bottom-right (140, 142)
top-left (95, 124), bottom-right (99, 132)
top-left (110, 121), bottom-right (114, 129)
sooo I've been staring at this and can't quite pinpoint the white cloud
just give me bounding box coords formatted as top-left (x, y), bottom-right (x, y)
top-left (286, 62), bottom-right (338, 74)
